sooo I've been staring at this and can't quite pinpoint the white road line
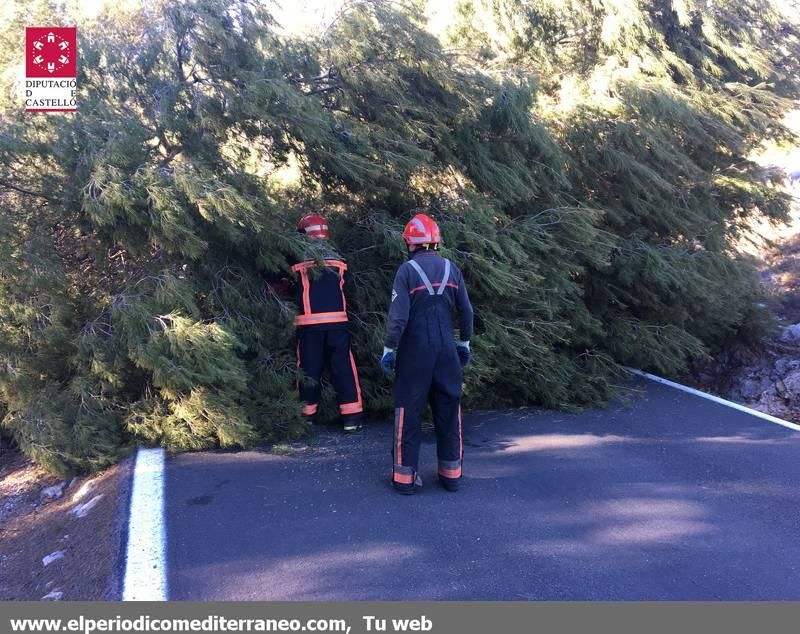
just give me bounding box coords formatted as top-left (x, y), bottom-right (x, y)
top-left (123, 448), bottom-right (168, 601)
top-left (625, 367), bottom-right (800, 432)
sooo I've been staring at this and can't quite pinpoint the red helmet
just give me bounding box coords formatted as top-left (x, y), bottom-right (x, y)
top-left (403, 213), bottom-right (441, 246)
top-left (297, 213), bottom-right (329, 240)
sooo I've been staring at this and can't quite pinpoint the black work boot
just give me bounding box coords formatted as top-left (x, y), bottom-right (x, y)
top-left (439, 475), bottom-right (460, 492)
top-left (342, 415), bottom-right (362, 433)
top-left (393, 472), bottom-right (423, 495)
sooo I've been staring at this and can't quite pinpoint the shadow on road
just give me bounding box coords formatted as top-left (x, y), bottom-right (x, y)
top-left (165, 378), bottom-right (800, 600)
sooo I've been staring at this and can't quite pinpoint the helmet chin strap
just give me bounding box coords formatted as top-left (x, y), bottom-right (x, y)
top-left (407, 243), bottom-right (439, 258)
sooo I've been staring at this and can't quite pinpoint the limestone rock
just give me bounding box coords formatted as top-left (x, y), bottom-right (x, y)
top-left (780, 323), bottom-right (800, 343)
top-left (69, 494), bottom-right (104, 518)
top-left (70, 478), bottom-right (98, 504)
top-left (42, 550), bottom-right (65, 567)
top-left (40, 482), bottom-right (66, 503)
top-left (740, 376), bottom-right (772, 400)
top-left (782, 370), bottom-right (800, 399)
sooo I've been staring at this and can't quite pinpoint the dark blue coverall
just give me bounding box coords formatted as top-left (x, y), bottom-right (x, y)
top-left (385, 250), bottom-right (473, 492)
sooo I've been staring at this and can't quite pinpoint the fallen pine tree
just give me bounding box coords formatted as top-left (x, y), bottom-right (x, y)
top-left (0, 0), bottom-right (798, 473)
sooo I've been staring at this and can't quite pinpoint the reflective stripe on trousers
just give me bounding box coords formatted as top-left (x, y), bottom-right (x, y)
top-left (297, 329), bottom-right (362, 421)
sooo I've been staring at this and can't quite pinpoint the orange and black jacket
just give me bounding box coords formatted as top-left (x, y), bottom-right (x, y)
top-left (288, 255), bottom-right (350, 330)
top-left (266, 245), bottom-right (351, 330)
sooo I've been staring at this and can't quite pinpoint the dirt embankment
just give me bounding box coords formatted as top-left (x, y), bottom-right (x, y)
top-left (0, 443), bottom-right (131, 600)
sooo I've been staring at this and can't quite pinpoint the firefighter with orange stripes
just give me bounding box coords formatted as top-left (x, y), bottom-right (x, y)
top-left (291, 213), bottom-right (363, 432)
top-left (380, 212), bottom-right (474, 494)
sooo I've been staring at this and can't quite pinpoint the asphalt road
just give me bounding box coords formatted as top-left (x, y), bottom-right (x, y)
top-left (166, 377), bottom-right (800, 600)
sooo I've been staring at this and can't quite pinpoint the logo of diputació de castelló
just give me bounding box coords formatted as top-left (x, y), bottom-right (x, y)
top-left (25, 27), bottom-right (77, 112)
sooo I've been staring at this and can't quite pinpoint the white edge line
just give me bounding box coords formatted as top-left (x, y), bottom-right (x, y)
top-left (624, 366), bottom-right (800, 432)
top-left (123, 447), bottom-right (168, 601)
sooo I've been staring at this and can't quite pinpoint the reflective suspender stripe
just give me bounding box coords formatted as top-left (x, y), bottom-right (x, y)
top-left (291, 259), bottom-right (348, 272)
top-left (408, 260), bottom-right (435, 295)
top-left (337, 263), bottom-right (347, 313)
top-left (409, 282), bottom-right (459, 294)
top-left (437, 259), bottom-right (451, 295)
top-left (408, 259), bottom-right (452, 296)
top-left (299, 269), bottom-right (311, 314)
top-left (293, 260), bottom-right (348, 324)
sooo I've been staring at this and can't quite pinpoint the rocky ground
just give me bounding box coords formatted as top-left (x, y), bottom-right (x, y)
top-left (0, 441), bottom-right (131, 600)
top-left (691, 176), bottom-right (800, 423)
top-left (691, 337), bottom-right (800, 424)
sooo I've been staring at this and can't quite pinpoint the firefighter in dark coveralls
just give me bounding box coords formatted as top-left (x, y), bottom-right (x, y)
top-left (380, 213), bottom-right (474, 494)
top-left (291, 213), bottom-right (363, 432)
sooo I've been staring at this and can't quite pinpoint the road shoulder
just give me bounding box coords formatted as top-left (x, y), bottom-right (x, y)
top-left (0, 447), bottom-right (132, 600)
